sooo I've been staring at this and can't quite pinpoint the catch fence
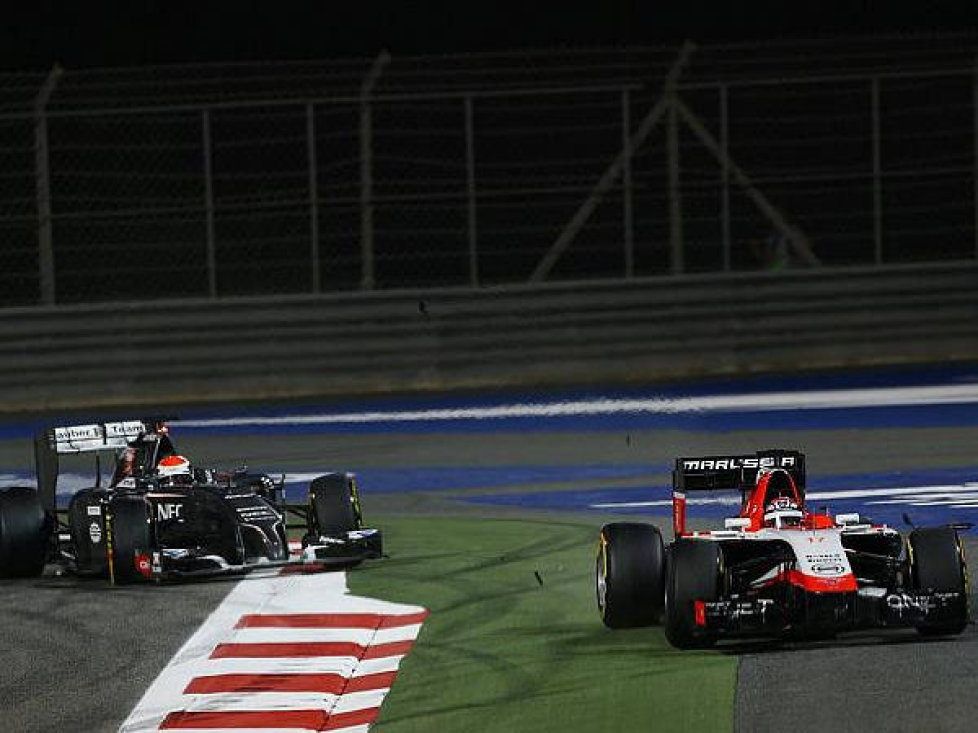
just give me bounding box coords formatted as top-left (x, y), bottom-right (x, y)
top-left (1, 35), bottom-right (977, 305)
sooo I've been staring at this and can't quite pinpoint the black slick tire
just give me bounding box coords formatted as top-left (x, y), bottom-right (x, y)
top-left (109, 496), bottom-right (153, 584)
top-left (596, 522), bottom-right (666, 628)
top-left (909, 527), bottom-right (969, 636)
top-left (309, 474), bottom-right (360, 536)
top-left (0, 487), bottom-right (49, 577)
top-left (664, 539), bottom-right (723, 649)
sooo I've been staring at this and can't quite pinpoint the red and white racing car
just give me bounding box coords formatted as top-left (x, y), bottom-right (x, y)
top-left (596, 450), bottom-right (970, 648)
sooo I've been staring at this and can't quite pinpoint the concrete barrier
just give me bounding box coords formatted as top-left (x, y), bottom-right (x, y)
top-left (1, 261), bottom-right (976, 411)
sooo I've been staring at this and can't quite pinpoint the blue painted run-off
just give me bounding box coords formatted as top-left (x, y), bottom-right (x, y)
top-left (1, 362), bottom-right (978, 438)
top-left (3, 363), bottom-right (978, 529)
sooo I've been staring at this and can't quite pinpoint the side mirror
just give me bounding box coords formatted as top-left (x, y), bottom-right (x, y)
top-left (835, 513), bottom-right (861, 526)
top-left (724, 517), bottom-right (751, 530)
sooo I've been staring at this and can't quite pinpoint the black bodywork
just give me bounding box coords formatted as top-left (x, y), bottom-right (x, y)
top-left (33, 420), bottom-right (382, 582)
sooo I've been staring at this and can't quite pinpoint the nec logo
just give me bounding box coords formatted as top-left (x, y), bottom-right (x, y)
top-left (157, 503), bottom-right (183, 521)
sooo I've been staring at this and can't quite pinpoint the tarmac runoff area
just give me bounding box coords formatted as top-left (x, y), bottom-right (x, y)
top-left (3, 373), bottom-right (978, 731)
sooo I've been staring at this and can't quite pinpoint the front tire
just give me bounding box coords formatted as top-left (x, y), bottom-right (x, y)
top-left (909, 527), bottom-right (969, 636)
top-left (0, 487), bottom-right (49, 577)
top-left (596, 523), bottom-right (665, 629)
top-left (664, 540), bottom-right (723, 649)
top-left (109, 497), bottom-right (153, 584)
top-left (309, 474), bottom-right (361, 536)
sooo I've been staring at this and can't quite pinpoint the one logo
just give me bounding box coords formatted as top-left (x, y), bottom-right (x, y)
top-left (157, 503), bottom-right (183, 521)
top-left (807, 535), bottom-right (826, 543)
top-left (89, 521), bottom-right (102, 544)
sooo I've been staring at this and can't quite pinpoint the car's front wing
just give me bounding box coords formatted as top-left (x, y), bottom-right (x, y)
top-left (701, 587), bottom-right (966, 637)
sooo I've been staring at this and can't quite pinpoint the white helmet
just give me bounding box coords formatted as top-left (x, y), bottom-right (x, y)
top-left (157, 455), bottom-right (192, 478)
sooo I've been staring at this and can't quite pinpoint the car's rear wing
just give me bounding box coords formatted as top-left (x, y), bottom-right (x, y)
top-left (671, 450), bottom-right (806, 537)
top-left (33, 419), bottom-right (160, 512)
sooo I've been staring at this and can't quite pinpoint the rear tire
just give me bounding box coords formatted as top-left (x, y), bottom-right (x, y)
top-left (109, 497), bottom-right (152, 584)
top-left (665, 540), bottom-right (724, 649)
top-left (0, 487), bottom-right (49, 577)
top-left (596, 523), bottom-right (666, 629)
top-left (909, 527), bottom-right (969, 636)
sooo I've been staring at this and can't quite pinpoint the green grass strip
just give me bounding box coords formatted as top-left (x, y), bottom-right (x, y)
top-left (348, 515), bottom-right (736, 732)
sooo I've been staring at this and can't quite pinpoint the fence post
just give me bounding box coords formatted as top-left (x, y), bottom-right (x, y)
top-left (719, 83), bottom-right (731, 271)
top-left (34, 64), bottom-right (63, 306)
top-left (621, 88), bottom-right (634, 278)
top-left (359, 51), bottom-right (390, 290)
top-left (306, 102), bottom-right (321, 293)
top-left (464, 95), bottom-right (479, 286)
top-left (973, 58), bottom-right (978, 260)
top-left (201, 109), bottom-right (217, 298)
top-left (531, 41), bottom-right (696, 282)
top-left (667, 95), bottom-right (683, 274)
top-left (871, 77), bottom-right (882, 265)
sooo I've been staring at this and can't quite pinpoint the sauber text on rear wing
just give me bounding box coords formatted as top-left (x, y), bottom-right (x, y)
top-left (34, 419), bottom-right (160, 512)
top-left (45, 421), bottom-right (148, 454)
top-left (671, 450), bottom-right (806, 537)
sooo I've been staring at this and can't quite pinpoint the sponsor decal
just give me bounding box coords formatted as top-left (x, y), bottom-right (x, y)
top-left (235, 505), bottom-right (280, 522)
top-left (767, 497), bottom-right (797, 512)
top-left (89, 521), bottom-right (102, 544)
top-left (682, 456), bottom-right (796, 471)
top-left (53, 424), bottom-right (102, 443)
top-left (804, 552), bottom-right (845, 564)
top-left (811, 563), bottom-right (847, 576)
top-left (105, 421), bottom-right (146, 438)
top-left (705, 598), bottom-right (775, 622)
top-left (157, 503), bottom-right (183, 521)
top-left (86, 505), bottom-right (101, 516)
top-left (887, 593), bottom-right (934, 613)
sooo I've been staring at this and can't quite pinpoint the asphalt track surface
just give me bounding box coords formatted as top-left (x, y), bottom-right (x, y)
top-left (3, 413), bottom-right (978, 730)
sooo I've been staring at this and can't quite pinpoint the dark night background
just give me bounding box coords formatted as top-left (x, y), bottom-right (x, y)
top-left (3, 1), bottom-right (978, 72)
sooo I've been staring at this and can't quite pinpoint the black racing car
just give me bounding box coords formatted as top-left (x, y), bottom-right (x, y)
top-left (0, 419), bottom-right (382, 582)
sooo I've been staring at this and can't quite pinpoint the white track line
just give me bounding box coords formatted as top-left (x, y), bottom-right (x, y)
top-left (173, 383), bottom-right (978, 428)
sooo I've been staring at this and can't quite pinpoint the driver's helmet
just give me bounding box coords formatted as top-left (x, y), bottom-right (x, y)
top-left (157, 455), bottom-right (192, 484)
top-left (763, 496), bottom-right (803, 528)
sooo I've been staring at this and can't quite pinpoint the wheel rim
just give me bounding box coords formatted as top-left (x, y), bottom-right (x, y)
top-left (595, 544), bottom-right (607, 614)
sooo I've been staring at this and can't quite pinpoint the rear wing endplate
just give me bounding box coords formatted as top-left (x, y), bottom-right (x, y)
top-left (671, 450), bottom-right (806, 538)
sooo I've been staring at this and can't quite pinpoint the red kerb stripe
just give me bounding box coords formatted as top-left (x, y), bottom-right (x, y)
top-left (323, 707), bottom-right (381, 730)
top-left (184, 670), bottom-right (396, 695)
top-left (211, 639), bottom-right (415, 660)
top-left (235, 611), bottom-right (428, 629)
top-left (160, 708), bottom-right (381, 731)
top-left (211, 641), bottom-right (365, 659)
top-left (185, 673), bottom-right (344, 695)
top-left (160, 709), bottom-right (329, 729)
top-left (363, 640), bottom-right (416, 659)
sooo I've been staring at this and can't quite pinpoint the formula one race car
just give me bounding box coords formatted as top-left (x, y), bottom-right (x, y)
top-left (0, 419), bottom-right (382, 582)
top-left (596, 450), bottom-right (969, 648)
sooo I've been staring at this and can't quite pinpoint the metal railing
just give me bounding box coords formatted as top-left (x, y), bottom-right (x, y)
top-left (1, 36), bottom-right (977, 306)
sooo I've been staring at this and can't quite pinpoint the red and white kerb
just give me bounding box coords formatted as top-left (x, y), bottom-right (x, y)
top-left (119, 565), bottom-right (428, 732)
